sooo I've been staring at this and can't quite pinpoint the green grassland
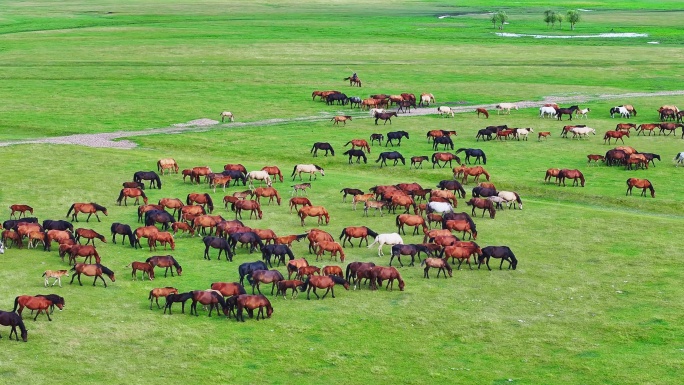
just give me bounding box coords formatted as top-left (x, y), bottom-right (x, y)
top-left (1, 1), bottom-right (683, 384)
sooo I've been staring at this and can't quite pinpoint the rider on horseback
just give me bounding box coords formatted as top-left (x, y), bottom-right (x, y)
top-left (351, 72), bottom-right (358, 81)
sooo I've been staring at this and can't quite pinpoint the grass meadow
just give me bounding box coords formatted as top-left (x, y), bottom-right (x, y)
top-left (0, 1), bottom-right (683, 384)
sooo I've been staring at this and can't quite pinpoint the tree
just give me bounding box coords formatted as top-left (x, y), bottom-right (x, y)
top-left (551, 12), bottom-right (558, 28)
top-left (543, 10), bottom-right (555, 28)
top-left (556, 14), bottom-right (564, 29)
top-left (567, 10), bottom-right (580, 30)
top-left (495, 11), bottom-right (509, 30)
top-left (490, 13), bottom-right (498, 29)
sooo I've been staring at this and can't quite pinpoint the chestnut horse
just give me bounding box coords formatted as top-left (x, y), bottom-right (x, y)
top-left (395, 214), bottom-right (427, 235)
top-left (466, 198), bottom-right (496, 219)
top-left (261, 166), bottom-right (284, 183)
top-left (9, 204), bottom-right (33, 219)
top-left (69, 263), bottom-right (116, 288)
top-left (13, 295), bottom-right (59, 321)
top-left (432, 152), bottom-right (460, 169)
top-left (66, 203), bottom-right (108, 222)
top-left (369, 266), bottom-right (405, 291)
top-left (299, 275), bottom-right (350, 299)
top-left (148, 287), bottom-right (178, 309)
top-left (128, 261), bottom-right (155, 281)
top-left (421, 258), bottom-right (453, 278)
top-left (298, 206), bottom-right (329, 226)
top-left (251, 187), bottom-right (281, 206)
top-left (457, 166), bottom-right (491, 184)
top-left (545, 168), bottom-right (560, 183)
top-left (232, 200), bottom-right (263, 220)
top-left (557, 169), bottom-right (585, 187)
top-left (603, 130), bottom-right (630, 145)
top-left (344, 139), bottom-right (371, 153)
top-left (69, 245), bottom-right (101, 265)
top-left (186, 193), bottom-right (214, 213)
top-left (146, 255), bottom-right (182, 277)
top-left (444, 219), bottom-right (477, 240)
top-left (230, 294), bottom-right (273, 322)
top-left (157, 158), bottom-right (179, 175)
top-left (626, 178), bottom-right (655, 198)
top-left (148, 231), bottom-right (175, 251)
top-left (289, 197), bottom-right (312, 214)
top-left (75, 228), bottom-right (107, 246)
top-left (314, 241), bottom-right (346, 262)
top-left (339, 226), bottom-right (378, 247)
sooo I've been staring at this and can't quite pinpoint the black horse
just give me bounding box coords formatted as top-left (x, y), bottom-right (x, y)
top-left (436, 180), bottom-right (467, 199)
top-left (133, 171), bottom-right (162, 189)
top-left (478, 246), bottom-right (518, 270)
top-left (343, 149), bottom-right (367, 164)
top-left (370, 133), bottom-right (384, 146)
top-left (0, 311), bottom-right (28, 342)
top-left (3, 218), bottom-right (38, 231)
top-left (311, 142), bottom-right (335, 157)
top-left (43, 219), bottom-right (74, 232)
top-left (163, 292), bottom-right (194, 315)
top-left (432, 136), bottom-right (454, 150)
top-left (641, 153), bottom-right (661, 166)
top-left (555, 106), bottom-right (579, 121)
top-left (471, 187), bottom-right (498, 198)
top-left (376, 152), bottom-right (405, 167)
top-left (144, 210), bottom-right (175, 230)
top-left (348, 96), bottom-right (361, 109)
top-left (340, 188), bottom-right (364, 202)
top-left (397, 100), bottom-right (416, 113)
top-left (455, 148), bottom-right (487, 165)
top-left (390, 244), bottom-right (434, 267)
top-left (375, 111), bottom-right (398, 125)
top-left (228, 232), bottom-right (264, 254)
top-left (221, 170), bottom-right (247, 186)
top-left (110, 222), bottom-right (135, 247)
top-left (476, 125), bottom-right (506, 141)
top-left (386, 131), bottom-right (409, 146)
top-left (203, 236), bottom-right (234, 261)
top-left (326, 93), bottom-right (348, 105)
top-left (261, 244), bottom-right (295, 268)
top-left (238, 261), bottom-right (269, 286)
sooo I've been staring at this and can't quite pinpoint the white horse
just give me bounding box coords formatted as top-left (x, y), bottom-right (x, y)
top-left (367, 233), bottom-right (404, 257)
top-left (674, 152), bottom-right (684, 167)
top-left (0, 240), bottom-right (4, 254)
top-left (487, 196), bottom-right (506, 210)
top-left (496, 103), bottom-right (518, 115)
top-left (426, 201), bottom-right (454, 214)
top-left (539, 106), bottom-right (556, 118)
top-left (610, 106), bottom-right (630, 118)
top-left (437, 106), bottom-right (454, 118)
top-left (515, 128), bottom-right (533, 141)
top-left (570, 126), bottom-right (596, 139)
top-left (291, 164), bottom-right (325, 181)
top-left (220, 111), bottom-right (235, 122)
top-left (246, 170), bottom-right (272, 188)
top-left (576, 108), bottom-right (590, 119)
top-left (498, 191), bottom-right (523, 210)
top-left (369, 108), bottom-right (386, 117)
top-left (419, 93), bottom-right (435, 107)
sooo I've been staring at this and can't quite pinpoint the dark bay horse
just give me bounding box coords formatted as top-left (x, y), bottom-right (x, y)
top-left (554, 105), bottom-right (579, 121)
top-left (133, 171), bottom-right (162, 189)
top-left (66, 203), bottom-right (108, 222)
top-left (339, 226), bottom-right (378, 247)
top-left (229, 231), bottom-right (265, 254)
top-left (203, 236), bottom-right (233, 261)
top-left (163, 292), bottom-right (194, 314)
top-left (455, 148), bottom-right (487, 165)
top-left (374, 111), bottom-right (397, 125)
top-left (343, 149), bottom-right (367, 164)
top-left (478, 246), bottom-right (518, 270)
top-left (370, 133), bottom-right (384, 146)
top-left (340, 188), bottom-right (364, 202)
top-left (311, 142), bottom-right (335, 157)
top-left (261, 244), bottom-right (295, 268)
top-left (146, 255), bottom-right (182, 277)
top-left (238, 261), bottom-right (269, 286)
top-left (385, 130), bottom-right (409, 146)
top-left (376, 151), bottom-right (405, 167)
top-left (190, 290), bottom-right (228, 317)
top-left (432, 136), bottom-right (454, 151)
top-left (42, 219), bottom-right (74, 232)
top-left (390, 244), bottom-right (433, 267)
top-left (145, 210), bottom-right (175, 230)
top-left (0, 311), bottom-right (28, 341)
top-left (626, 178), bottom-right (655, 198)
top-left (69, 263), bottom-right (116, 288)
top-left (466, 198), bottom-right (496, 219)
top-left (557, 169), bottom-right (585, 187)
top-left (436, 180), bottom-right (466, 198)
top-left (230, 294), bottom-right (273, 322)
top-left (247, 270), bottom-right (285, 295)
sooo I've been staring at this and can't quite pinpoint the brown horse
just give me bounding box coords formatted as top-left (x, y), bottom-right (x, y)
top-left (190, 166), bottom-right (213, 184)
top-left (322, 265), bottom-right (343, 278)
top-left (117, 188), bottom-right (148, 206)
top-left (298, 206), bottom-right (329, 226)
top-left (410, 156), bottom-right (429, 169)
top-left (557, 169), bottom-right (585, 187)
top-left (314, 241), bottom-right (346, 262)
top-left (69, 245), bottom-right (101, 265)
top-left (66, 203), bottom-right (108, 222)
top-left (75, 228), bottom-right (107, 246)
top-left (210, 282), bottom-right (247, 298)
top-left (466, 198), bottom-right (496, 219)
top-left (476, 108), bottom-right (489, 118)
top-left (137, 204), bottom-right (165, 222)
top-left (251, 228), bottom-right (277, 245)
top-left (587, 154), bottom-right (605, 165)
top-left (289, 197), bottom-right (312, 214)
top-left (390, 195), bottom-right (416, 214)
top-left (275, 234), bottom-right (307, 247)
top-left (369, 266), bottom-right (405, 291)
top-left (545, 168), bottom-right (560, 183)
top-left (395, 214), bottom-right (427, 235)
top-left (170, 222), bottom-right (194, 238)
top-left (538, 131), bottom-right (551, 141)
top-left (9, 204), bottom-right (33, 219)
top-left (421, 258), bottom-right (452, 278)
top-left (146, 255), bottom-right (182, 277)
top-left (128, 261), bottom-right (155, 281)
top-left (603, 130), bottom-right (629, 145)
top-left (344, 139), bottom-right (371, 153)
top-left (231, 294), bottom-right (273, 322)
top-left (431, 152), bottom-right (460, 169)
top-left (192, 215), bottom-right (222, 236)
top-left (210, 175), bottom-right (232, 193)
top-left (248, 270), bottom-right (285, 295)
top-left (133, 226), bottom-right (159, 249)
top-left (275, 280), bottom-right (304, 299)
top-left (190, 290), bottom-right (228, 317)
top-left (186, 193), bottom-right (214, 213)
top-left (339, 226), bottom-right (378, 247)
top-left (287, 258), bottom-right (310, 279)
top-left (148, 287), bottom-right (178, 309)
top-left (69, 263), bottom-right (116, 288)
top-left (224, 163), bottom-right (247, 173)
top-left (636, 123), bottom-right (659, 136)
top-left (430, 189), bottom-right (458, 206)
top-left (306, 229), bottom-right (333, 253)
top-left (331, 115), bottom-right (352, 125)
top-left (232, 200), bottom-right (263, 220)
top-left (157, 158), bottom-right (179, 175)
top-left (299, 275), bottom-right (350, 299)
top-left (626, 178), bottom-right (655, 198)
top-left (426, 130), bottom-right (457, 142)
top-left (441, 243), bottom-right (483, 270)
top-left (251, 187), bottom-right (281, 206)
top-left (457, 166), bottom-right (491, 184)
top-left (444, 219), bottom-right (477, 240)
top-left (148, 232), bottom-right (175, 251)
top-left (13, 295), bottom-right (60, 321)
top-left (296, 265), bottom-right (321, 281)
top-left (44, 229), bottom-right (73, 251)
top-left (261, 166), bottom-right (284, 183)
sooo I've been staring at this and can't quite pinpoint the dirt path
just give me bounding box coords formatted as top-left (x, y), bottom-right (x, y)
top-left (1, 90), bottom-right (682, 149)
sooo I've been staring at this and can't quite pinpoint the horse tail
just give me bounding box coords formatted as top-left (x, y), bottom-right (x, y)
top-left (338, 228), bottom-right (346, 241)
top-left (157, 160), bottom-right (161, 172)
top-left (375, 155), bottom-right (381, 163)
top-left (344, 141), bottom-right (351, 147)
top-left (291, 165), bottom-right (297, 177)
top-left (395, 215), bottom-right (401, 227)
top-left (299, 277), bottom-right (310, 292)
top-left (345, 264), bottom-right (352, 281)
top-left (148, 290), bottom-right (153, 300)
top-left (66, 204), bottom-right (75, 219)
top-left (311, 144), bottom-right (316, 153)
top-left (481, 153), bottom-right (487, 165)
top-left (365, 227), bottom-right (378, 238)
top-left (205, 194), bottom-right (214, 212)
top-left (186, 194), bottom-right (192, 205)
top-left (13, 296), bottom-right (20, 312)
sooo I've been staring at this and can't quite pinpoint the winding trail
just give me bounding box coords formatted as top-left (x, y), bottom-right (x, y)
top-left (1, 90), bottom-right (682, 149)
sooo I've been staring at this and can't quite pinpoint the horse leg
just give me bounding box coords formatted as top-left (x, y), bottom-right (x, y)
top-left (322, 287), bottom-right (332, 299)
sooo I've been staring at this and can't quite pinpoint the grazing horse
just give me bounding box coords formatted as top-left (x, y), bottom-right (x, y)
top-left (66, 203), bottom-right (108, 222)
top-left (238, 261), bottom-right (269, 286)
top-left (431, 153), bottom-right (460, 169)
top-left (419, 93), bottom-right (435, 107)
top-left (246, 171), bottom-right (273, 189)
top-left (444, 219), bottom-right (477, 240)
top-left (261, 244), bottom-right (295, 268)
top-left (127, 262), bottom-right (155, 281)
top-left (554, 105), bottom-right (579, 120)
top-left (9, 204), bottom-right (33, 219)
top-left (539, 106), bottom-right (557, 118)
top-left (232, 200), bottom-right (263, 220)
top-left (299, 275), bottom-right (350, 299)
top-left (436, 180), bottom-right (466, 198)
top-left (369, 266), bottom-right (405, 291)
top-left (364, 200), bottom-right (387, 217)
top-left (68, 245), bottom-right (101, 265)
top-left (437, 106), bottom-right (454, 117)
top-left (610, 106), bottom-right (631, 118)
top-left (148, 287), bottom-right (178, 309)
top-left (344, 139), bottom-right (371, 153)
top-left (432, 136), bottom-right (454, 151)
top-left (314, 241), bottom-right (346, 262)
top-left (476, 108), bottom-right (489, 118)
top-left (275, 280), bottom-right (305, 299)
top-left (390, 244), bottom-right (433, 267)
top-left (158, 198), bottom-right (184, 219)
top-left (396, 214), bottom-right (427, 236)
top-left (343, 149), bottom-right (367, 164)
top-left (133, 171), bottom-right (162, 189)
top-left (43, 219), bottom-right (73, 232)
top-left (220, 111), bottom-right (235, 122)
top-left (604, 130), bottom-right (629, 144)
top-left (163, 292), bottom-right (194, 314)
top-left (228, 231), bottom-right (264, 254)
top-left (146, 255), bottom-right (182, 277)
top-left (339, 226), bottom-right (378, 247)
top-left (250, 187), bottom-right (281, 206)
top-left (421, 258), bottom-right (452, 279)
top-left (171, 222), bottom-right (195, 237)
top-left (157, 158), bottom-right (179, 175)
top-left (545, 168), bottom-right (560, 183)
top-left (0, 311), bottom-right (28, 342)
top-left (457, 166), bottom-right (491, 184)
top-left (498, 191), bottom-right (523, 210)
top-left (298, 206), bottom-right (329, 226)
top-left (311, 142), bottom-right (335, 157)
top-left (557, 169), bottom-right (585, 187)
top-left (203, 236), bottom-right (233, 261)
top-left (385, 131), bottom-right (409, 146)
top-left (440, 242), bottom-right (483, 269)
top-left (374, 111), bottom-right (398, 125)
top-left (186, 193), bottom-right (214, 213)
top-left (626, 178), bottom-right (655, 198)
top-left (147, 231), bottom-right (175, 251)
top-left (587, 154), bottom-right (605, 165)
top-left (229, 294), bottom-right (273, 322)
top-left (331, 115), bottom-right (352, 125)
top-left (145, 210), bottom-right (176, 231)
top-left (69, 263), bottom-right (116, 288)
top-left (455, 148), bottom-right (486, 165)
top-left (190, 290), bottom-right (228, 317)
top-left (260, 166), bottom-right (283, 183)
top-left (117, 188), bottom-right (148, 206)
top-left (13, 296), bottom-right (59, 321)
top-left (496, 103), bottom-right (518, 114)
top-left (466, 198), bottom-right (496, 219)
top-left (291, 164), bottom-right (325, 181)
top-left (410, 156), bottom-right (429, 169)
top-left (478, 246), bottom-right (518, 270)
top-left (376, 151), bottom-right (405, 167)
top-left (123, 181), bottom-right (145, 190)
top-left (75, 228), bottom-right (107, 246)
top-left (248, 270), bottom-right (285, 295)
top-left (367, 233), bottom-right (403, 256)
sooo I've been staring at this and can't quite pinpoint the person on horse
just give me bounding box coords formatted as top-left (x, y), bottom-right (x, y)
top-left (351, 72), bottom-right (358, 81)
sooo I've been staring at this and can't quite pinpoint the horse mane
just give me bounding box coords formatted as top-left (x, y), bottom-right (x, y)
top-left (364, 227), bottom-right (379, 238)
top-left (90, 202), bottom-right (107, 211)
top-left (204, 194), bottom-right (214, 210)
top-left (96, 264), bottom-right (115, 276)
top-left (314, 165), bottom-right (323, 171)
top-left (329, 275), bottom-right (348, 285)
